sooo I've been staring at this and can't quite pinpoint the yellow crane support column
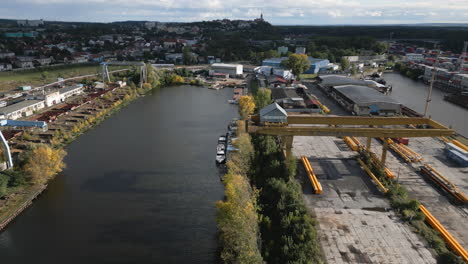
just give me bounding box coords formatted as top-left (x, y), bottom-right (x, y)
top-left (381, 138), bottom-right (389, 165)
top-left (366, 137), bottom-right (372, 151)
top-left (280, 135), bottom-right (294, 161)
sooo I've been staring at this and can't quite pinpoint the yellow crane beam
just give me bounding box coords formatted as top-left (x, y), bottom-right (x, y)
top-left (285, 115), bottom-right (447, 128)
top-left (248, 126), bottom-right (454, 138)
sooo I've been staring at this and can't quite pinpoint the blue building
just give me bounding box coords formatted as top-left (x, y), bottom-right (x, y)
top-left (262, 57), bottom-right (330, 74)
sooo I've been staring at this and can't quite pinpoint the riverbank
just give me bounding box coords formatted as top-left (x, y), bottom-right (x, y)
top-left (0, 68), bottom-right (190, 233)
top-left (0, 184), bottom-right (45, 231)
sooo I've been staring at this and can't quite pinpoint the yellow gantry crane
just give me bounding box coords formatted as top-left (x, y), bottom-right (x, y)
top-left (247, 115), bottom-right (455, 165)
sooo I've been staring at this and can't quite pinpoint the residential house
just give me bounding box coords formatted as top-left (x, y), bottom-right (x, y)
top-left (165, 53), bottom-right (183, 63)
top-left (0, 52), bottom-right (15, 59)
top-left (162, 39), bottom-right (177, 49)
top-left (14, 57), bottom-right (34, 69)
top-left (34, 56), bottom-right (53, 66)
top-left (0, 64), bottom-right (12, 71)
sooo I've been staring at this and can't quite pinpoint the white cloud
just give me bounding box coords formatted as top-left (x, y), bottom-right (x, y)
top-left (4, 0), bottom-right (468, 24)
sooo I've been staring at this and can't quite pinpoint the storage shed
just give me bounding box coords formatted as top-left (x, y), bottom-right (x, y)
top-left (259, 103), bottom-right (288, 123)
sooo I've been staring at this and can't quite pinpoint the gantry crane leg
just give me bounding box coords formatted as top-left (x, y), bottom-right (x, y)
top-left (381, 138), bottom-right (389, 166)
top-left (280, 135), bottom-right (294, 162)
top-left (366, 137), bottom-right (372, 151)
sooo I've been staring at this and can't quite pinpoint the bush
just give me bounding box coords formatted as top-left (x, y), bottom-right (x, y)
top-left (4, 170), bottom-right (27, 187)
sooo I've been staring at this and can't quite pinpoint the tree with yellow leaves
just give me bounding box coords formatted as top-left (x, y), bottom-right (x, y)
top-left (170, 74), bottom-right (185, 85)
top-left (23, 145), bottom-right (67, 185)
top-left (238, 95), bottom-right (255, 120)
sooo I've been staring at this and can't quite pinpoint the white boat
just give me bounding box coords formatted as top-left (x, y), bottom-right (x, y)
top-left (218, 135), bottom-right (227, 143)
top-left (217, 144), bottom-right (225, 152)
top-left (228, 99), bottom-right (238, 104)
top-left (216, 154), bottom-right (226, 164)
top-left (209, 83), bottom-right (223, 90)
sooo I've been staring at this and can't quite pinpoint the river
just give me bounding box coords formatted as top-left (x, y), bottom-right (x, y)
top-left (0, 85), bottom-right (237, 263)
top-left (384, 72), bottom-right (468, 137)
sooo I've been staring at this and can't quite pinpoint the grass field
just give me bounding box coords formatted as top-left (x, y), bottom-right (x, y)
top-left (0, 64), bottom-right (129, 92)
top-left (299, 73), bottom-right (318, 79)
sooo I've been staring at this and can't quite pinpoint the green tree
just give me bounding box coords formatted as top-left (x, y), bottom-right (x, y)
top-left (340, 57), bottom-right (350, 71)
top-left (264, 49), bottom-right (280, 59)
top-left (254, 88), bottom-right (272, 111)
top-left (281, 54), bottom-right (310, 79)
top-left (351, 64), bottom-right (358, 75)
top-left (182, 47), bottom-right (196, 65)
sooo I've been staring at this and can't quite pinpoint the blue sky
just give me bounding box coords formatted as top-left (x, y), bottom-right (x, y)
top-left (2, 0), bottom-right (468, 25)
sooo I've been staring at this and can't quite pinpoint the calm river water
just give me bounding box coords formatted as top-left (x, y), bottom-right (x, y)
top-left (384, 72), bottom-right (468, 137)
top-left (0, 85), bottom-right (237, 263)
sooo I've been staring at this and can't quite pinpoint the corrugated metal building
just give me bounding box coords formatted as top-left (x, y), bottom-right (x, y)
top-left (330, 85), bottom-right (401, 116)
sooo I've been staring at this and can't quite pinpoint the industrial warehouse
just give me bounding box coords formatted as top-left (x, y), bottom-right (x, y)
top-left (330, 85), bottom-right (402, 115)
top-left (317, 75), bottom-right (401, 115)
top-left (210, 63), bottom-right (243, 77)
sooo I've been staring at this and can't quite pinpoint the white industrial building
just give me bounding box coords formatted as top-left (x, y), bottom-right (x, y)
top-left (254, 66), bottom-right (294, 80)
top-left (59, 84), bottom-right (84, 99)
top-left (0, 100), bottom-right (45, 120)
top-left (210, 63), bottom-right (243, 77)
top-left (28, 91), bottom-right (62, 107)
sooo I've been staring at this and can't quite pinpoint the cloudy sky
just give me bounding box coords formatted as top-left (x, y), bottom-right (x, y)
top-left (2, 0), bottom-right (468, 25)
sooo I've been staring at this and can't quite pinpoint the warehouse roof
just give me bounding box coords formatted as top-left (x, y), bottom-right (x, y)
top-left (263, 57), bottom-right (329, 65)
top-left (211, 63), bottom-right (242, 68)
top-left (333, 85), bottom-right (401, 105)
top-left (60, 84), bottom-right (83, 95)
top-left (271, 88), bottom-right (300, 100)
top-left (319, 75), bottom-right (369, 86)
top-left (260, 102), bottom-right (288, 117)
top-left (319, 75), bottom-right (387, 88)
top-left (0, 99), bottom-right (44, 114)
